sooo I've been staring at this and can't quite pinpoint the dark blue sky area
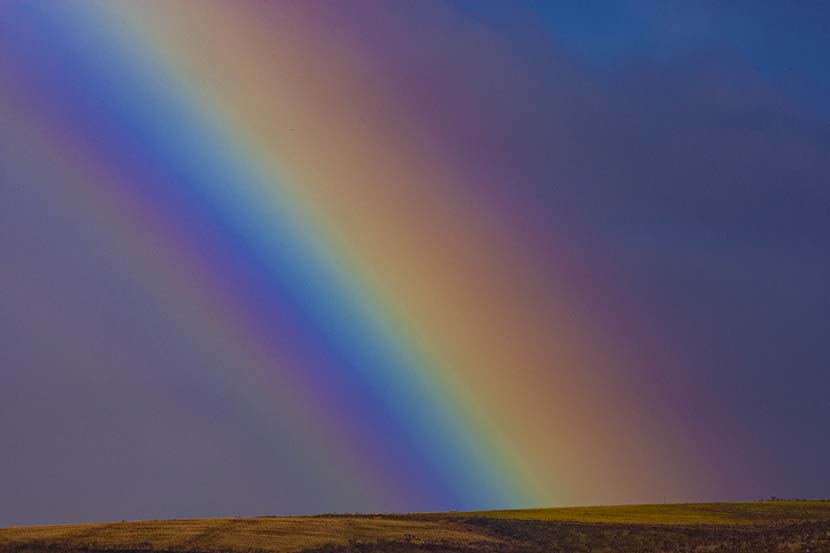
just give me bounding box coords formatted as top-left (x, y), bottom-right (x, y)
top-left (452, 1), bottom-right (830, 118)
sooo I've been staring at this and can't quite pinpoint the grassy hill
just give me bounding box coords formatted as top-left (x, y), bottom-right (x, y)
top-left (0, 517), bottom-right (500, 553)
top-left (464, 500), bottom-right (830, 525)
top-left (2, 501), bottom-right (830, 553)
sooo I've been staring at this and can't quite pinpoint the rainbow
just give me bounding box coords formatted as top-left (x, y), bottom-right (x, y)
top-left (0, 1), bottom-right (708, 513)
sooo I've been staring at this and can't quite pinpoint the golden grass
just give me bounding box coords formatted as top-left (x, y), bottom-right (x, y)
top-left (0, 516), bottom-right (500, 553)
top-left (464, 500), bottom-right (830, 525)
top-left (3, 501), bottom-right (830, 553)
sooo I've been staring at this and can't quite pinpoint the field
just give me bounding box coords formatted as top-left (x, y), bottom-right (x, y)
top-left (464, 500), bottom-right (830, 525)
top-left (2, 501), bottom-right (830, 553)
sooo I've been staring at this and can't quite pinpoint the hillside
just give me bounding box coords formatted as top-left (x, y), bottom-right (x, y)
top-left (2, 501), bottom-right (830, 553)
top-left (464, 500), bottom-right (830, 525)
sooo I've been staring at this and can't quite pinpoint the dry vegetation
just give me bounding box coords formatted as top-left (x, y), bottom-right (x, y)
top-left (0, 518), bottom-right (500, 553)
top-left (2, 501), bottom-right (830, 553)
top-left (462, 500), bottom-right (830, 525)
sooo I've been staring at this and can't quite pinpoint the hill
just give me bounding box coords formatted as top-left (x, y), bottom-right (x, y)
top-left (464, 500), bottom-right (830, 525)
top-left (2, 501), bottom-right (830, 553)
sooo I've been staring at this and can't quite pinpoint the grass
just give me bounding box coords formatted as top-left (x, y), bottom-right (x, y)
top-left (0, 517), bottom-right (500, 553)
top-left (2, 501), bottom-right (830, 553)
top-left (464, 500), bottom-right (830, 525)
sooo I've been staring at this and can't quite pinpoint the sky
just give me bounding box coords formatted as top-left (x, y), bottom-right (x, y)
top-left (1, 1), bottom-right (828, 526)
